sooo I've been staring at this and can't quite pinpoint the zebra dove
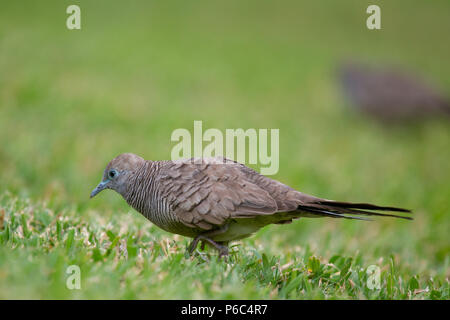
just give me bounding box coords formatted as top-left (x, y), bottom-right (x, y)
top-left (90, 153), bottom-right (412, 257)
top-left (338, 62), bottom-right (450, 121)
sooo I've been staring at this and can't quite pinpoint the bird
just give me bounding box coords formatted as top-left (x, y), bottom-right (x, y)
top-left (338, 62), bottom-right (450, 121)
top-left (90, 153), bottom-right (412, 257)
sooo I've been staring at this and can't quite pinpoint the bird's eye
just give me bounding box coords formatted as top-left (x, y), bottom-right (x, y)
top-left (108, 170), bottom-right (118, 179)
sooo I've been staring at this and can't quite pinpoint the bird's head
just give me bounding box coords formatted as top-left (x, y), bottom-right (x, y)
top-left (90, 153), bottom-right (145, 198)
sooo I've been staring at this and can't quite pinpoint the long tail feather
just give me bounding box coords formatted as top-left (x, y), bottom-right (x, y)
top-left (297, 200), bottom-right (413, 221)
top-left (317, 200), bottom-right (411, 213)
top-left (299, 206), bottom-right (373, 221)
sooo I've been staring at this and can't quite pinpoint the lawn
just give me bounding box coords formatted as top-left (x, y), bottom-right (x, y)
top-left (0, 0), bottom-right (449, 299)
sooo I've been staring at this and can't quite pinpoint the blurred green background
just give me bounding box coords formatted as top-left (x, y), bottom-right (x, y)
top-left (0, 0), bottom-right (449, 299)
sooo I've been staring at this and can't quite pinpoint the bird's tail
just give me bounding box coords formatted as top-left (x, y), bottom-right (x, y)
top-left (297, 199), bottom-right (412, 221)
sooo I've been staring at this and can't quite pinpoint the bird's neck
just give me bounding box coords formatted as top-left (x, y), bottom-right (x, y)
top-left (123, 160), bottom-right (159, 214)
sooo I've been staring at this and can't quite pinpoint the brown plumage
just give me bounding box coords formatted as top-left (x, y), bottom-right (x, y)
top-left (90, 153), bottom-right (412, 256)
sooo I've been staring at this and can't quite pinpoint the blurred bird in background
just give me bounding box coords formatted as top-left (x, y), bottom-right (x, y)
top-left (338, 62), bottom-right (450, 122)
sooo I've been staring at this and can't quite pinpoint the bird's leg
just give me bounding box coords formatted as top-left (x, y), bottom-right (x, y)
top-left (200, 239), bottom-right (227, 251)
top-left (188, 236), bottom-right (229, 257)
top-left (188, 224), bottom-right (229, 257)
top-left (187, 237), bottom-right (202, 254)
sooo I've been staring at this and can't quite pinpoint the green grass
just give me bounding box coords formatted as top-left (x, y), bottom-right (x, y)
top-left (0, 193), bottom-right (448, 299)
top-left (0, 0), bottom-right (449, 299)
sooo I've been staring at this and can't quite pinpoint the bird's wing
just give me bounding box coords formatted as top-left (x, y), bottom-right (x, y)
top-left (232, 160), bottom-right (305, 212)
top-left (157, 158), bottom-right (279, 231)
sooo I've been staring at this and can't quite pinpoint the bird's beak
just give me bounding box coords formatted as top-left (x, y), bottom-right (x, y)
top-left (90, 181), bottom-right (108, 198)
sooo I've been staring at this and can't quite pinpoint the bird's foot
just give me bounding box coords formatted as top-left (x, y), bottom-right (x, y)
top-left (217, 244), bottom-right (229, 258)
top-left (187, 235), bottom-right (229, 258)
